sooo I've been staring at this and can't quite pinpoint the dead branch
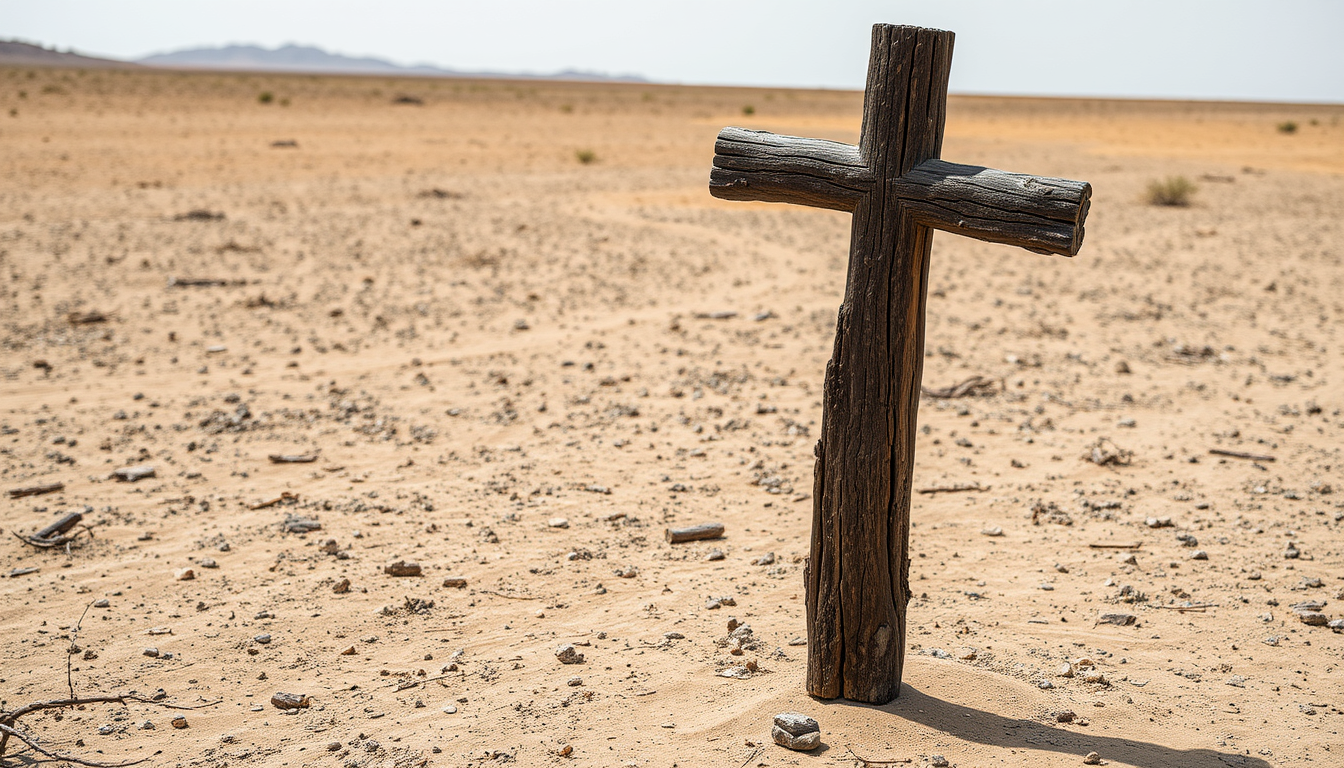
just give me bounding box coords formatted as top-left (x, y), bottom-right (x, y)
top-left (921, 375), bottom-right (998, 399)
top-left (1209, 448), bottom-right (1275, 462)
top-left (846, 745), bottom-right (912, 765)
top-left (0, 723), bottom-right (153, 767)
top-left (7, 481), bottom-right (65, 499)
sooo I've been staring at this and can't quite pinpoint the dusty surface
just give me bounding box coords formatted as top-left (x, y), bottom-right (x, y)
top-left (2, 67), bottom-right (1343, 768)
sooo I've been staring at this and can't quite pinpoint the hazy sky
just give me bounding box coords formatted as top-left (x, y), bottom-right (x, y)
top-left (4, 0), bottom-right (1342, 102)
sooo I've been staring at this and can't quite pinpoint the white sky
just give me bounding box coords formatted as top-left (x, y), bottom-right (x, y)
top-left (3, 0), bottom-right (1342, 103)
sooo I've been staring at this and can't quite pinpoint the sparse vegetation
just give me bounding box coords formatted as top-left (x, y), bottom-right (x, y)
top-left (1145, 176), bottom-right (1196, 207)
top-left (742, 104), bottom-right (755, 116)
top-left (575, 149), bottom-right (597, 165)
top-left (1277, 120), bottom-right (1297, 134)
top-left (559, 103), bottom-right (573, 114)
top-left (258, 90), bottom-right (274, 104)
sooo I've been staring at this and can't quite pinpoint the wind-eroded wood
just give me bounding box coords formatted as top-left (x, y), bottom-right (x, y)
top-left (708, 22), bottom-right (1091, 705)
top-left (665, 522), bottom-right (725, 543)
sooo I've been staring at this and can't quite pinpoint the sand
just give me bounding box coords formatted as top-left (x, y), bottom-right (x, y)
top-left (2, 66), bottom-right (1342, 768)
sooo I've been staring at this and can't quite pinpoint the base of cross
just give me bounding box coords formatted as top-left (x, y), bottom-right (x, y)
top-left (710, 23), bottom-right (1091, 704)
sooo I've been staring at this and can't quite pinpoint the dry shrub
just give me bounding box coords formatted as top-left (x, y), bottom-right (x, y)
top-left (1145, 176), bottom-right (1196, 207)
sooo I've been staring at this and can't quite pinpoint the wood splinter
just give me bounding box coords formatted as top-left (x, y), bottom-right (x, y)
top-left (13, 511), bottom-right (91, 550)
top-left (665, 522), bottom-right (725, 543)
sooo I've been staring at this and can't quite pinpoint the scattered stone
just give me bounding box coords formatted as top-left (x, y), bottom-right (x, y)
top-left (929, 755), bottom-right (949, 767)
top-left (283, 515), bottom-right (322, 534)
top-left (327, 741), bottom-right (341, 752)
top-left (1175, 533), bottom-right (1198, 547)
top-left (254, 633), bottom-right (272, 645)
top-left (1038, 679), bottom-right (1054, 689)
top-left (1296, 611), bottom-right (1329, 626)
top-left (1083, 752), bottom-right (1102, 765)
top-left (706, 548), bottom-right (725, 561)
top-left (567, 676), bottom-right (583, 686)
top-left (1191, 550), bottom-right (1208, 560)
top-left (270, 692), bottom-right (310, 710)
top-left (442, 705), bottom-right (458, 714)
top-left (788, 636), bottom-right (807, 646)
top-left (384, 560), bottom-right (422, 577)
top-left (751, 552), bottom-right (776, 566)
top-left (113, 465), bottom-right (156, 482)
top-left (1145, 516), bottom-right (1173, 528)
top-left (666, 522), bottom-right (725, 543)
top-left (1284, 542), bottom-right (1301, 559)
top-left (340, 645), bottom-right (356, 656)
top-left (174, 567), bottom-right (195, 581)
top-left (333, 578), bottom-right (351, 594)
top-left (555, 644), bottom-right (585, 664)
top-left (1057, 710), bottom-right (1076, 723)
top-left (547, 517), bottom-right (570, 529)
top-left (958, 649), bottom-right (977, 661)
top-left (143, 647), bottom-right (159, 657)
top-left (1097, 613), bottom-right (1137, 626)
top-left (443, 576), bottom-right (467, 588)
top-left (1225, 675), bottom-right (1246, 687)
top-left (93, 598), bottom-right (110, 608)
top-left (140, 720), bottom-right (155, 730)
top-left (771, 713), bottom-right (820, 752)
top-left (1054, 563), bottom-right (1069, 573)
top-left (981, 526), bottom-right (1004, 537)
top-left (1058, 662), bottom-right (1076, 678)
top-left (614, 566), bottom-right (638, 578)
top-left (170, 716), bottom-right (188, 729)
top-left (1118, 553), bottom-right (1138, 565)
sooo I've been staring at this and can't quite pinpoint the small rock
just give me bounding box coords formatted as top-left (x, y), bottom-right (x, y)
top-left (340, 645), bottom-right (356, 656)
top-left (384, 560), bottom-right (422, 577)
top-left (174, 567), bottom-right (195, 581)
top-left (614, 566), bottom-right (638, 578)
top-left (958, 649), bottom-right (977, 661)
top-left (143, 647), bottom-right (159, 658)
top-left (442, 705), bottom-right (458, 714)
top-left (1328, 618), bottom-right (1344, 631)
top-left (929, 755), bottom-right (949, 768)
top-left (981, 526), bottom-right (1004, 537)
top-left (270, 692), bottom-right (310, 710)
top-left (751, 552), bottom-right (776, 566)
top-left (1296, 611), bottom-right (1329, 626)
top-left (327, 742), bottom-right (341, 752)
top-left (1083, 752), bottom-right (1102, 765)
top-left (94, 598), bottom-right (110, 608)
top-left (333, 578), bottom-right (351, 594)
top-left (1191, 550), bottom-right (1208, 560)
top-left (771, 712), bottom-right (820, 752)
top-left (1054, 563), bottom-right (1069, 573)
top-left (1176, 533), bottom-right (1198, 547)
top-left (787, 636), bottom-right (807, 646)
top-left (1058, 662), bottom-right (1075, 678)
top-left (1225, 675), bottom-right (1246, 687)
top-left (1145, 516), bottom-right (1173, 528)
top-left (113, 464), bottom-right (156, 482)
top-left (1284, 542), bottom-right (1301, 559)
top-left (547, 517), bottom-right (570, 529)
top-left (140, 720), bottom-right (154, 730)
top-left (253, 633), bottom-right (272, 645)
top-left (442, 576), bottom-right (467, 588)
top-left (1097, 613), bottom-right (1136, 626)
top-left (1118, 553), bottom-right (1138, 565)
top-left (1057, 710), bottom-right (1076, 723)
top-left (1038, 679), bottom-right (1054, 689)
top-left (706, 549), bottom-right (725, 561)
top-left (170, 716), bottom-right (188, 729)
top-left (199, 558), bottom-right (218, 569)
top-left (567, 676), bottom-right (583, 686)
top-left (555, 644), bottom-right (585, 664)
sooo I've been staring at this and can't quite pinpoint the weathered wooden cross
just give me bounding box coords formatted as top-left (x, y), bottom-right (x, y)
top-left (709, 24), bottom-right (1091, 704)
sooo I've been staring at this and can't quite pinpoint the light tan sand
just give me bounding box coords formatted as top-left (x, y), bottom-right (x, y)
top-left (2, 67), bottom-right (1343, 768)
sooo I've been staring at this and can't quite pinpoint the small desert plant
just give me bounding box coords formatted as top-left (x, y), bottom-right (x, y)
top-left (559, 103), bottom-right (573, 113)
top-left (1277, 120), bottom-right (1297, 134)
top-left (1145, 176), bottom-right (1196, 207)
top-left (258, 91), bottom-right (274, 104)
top-left (742, 104), bottom-right (755, 116)
top-left (575, 149), bottom-right (597, 165)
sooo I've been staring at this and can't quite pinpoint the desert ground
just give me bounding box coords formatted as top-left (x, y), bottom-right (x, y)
top-left (1, 65), bottom-right (1342, 768)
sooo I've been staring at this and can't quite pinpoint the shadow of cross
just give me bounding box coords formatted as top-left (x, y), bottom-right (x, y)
top-left (708, 24), bottom-right (1092, 705)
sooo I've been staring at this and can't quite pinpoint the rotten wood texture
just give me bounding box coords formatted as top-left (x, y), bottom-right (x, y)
top-left (707, 23), bottom-right (1091, 704)
top-left (665, 522), bottom-right (725, 543)
top-left (7, 481), bottom-right (64, 499)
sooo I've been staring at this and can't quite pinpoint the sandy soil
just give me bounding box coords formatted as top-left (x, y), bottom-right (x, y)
top-left (2, 66), bottom-right (1343, 768)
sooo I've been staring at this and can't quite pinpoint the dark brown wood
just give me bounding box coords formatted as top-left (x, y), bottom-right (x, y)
top-left (7, 481), bottom-right (65, 499)
top-left (665, 522), bottom-right (725, 543)
top-left (707, 23), bottom-right (1091, 705)
top-left (268, 453), bottom-right (318, 463)
top-left (34, 511), bottom-right (83, 541)
top-left (1209, 448), bottom-right (1275, 462)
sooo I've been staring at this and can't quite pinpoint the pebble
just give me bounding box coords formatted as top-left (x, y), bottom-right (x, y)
top-left (270, 692), bottom-right (311, 710)
top-left (614, 566), bottom-right (638, 578)
top-left (1118, 553), bottom-right (1138, 565)
top-left (1175, 533), bottom-right (1198, 547)
top-left (442, 705), bottom-right (458, 714)
top-left (443, 576), bottom-right (468, 588)
top-left (567, 676), bottom-right (583, 686)
top-left (143, 647), bottom-right (159, 657)
top-left (1083, 751), bottom-right (1102, 765)
top-left (929, 755), bottom-right (949, 767)
top-left (174, 567), bottom-right (195, 581)
top-left (1284, 542), bottom-right (1301, 559)
top-left (1057, 710), bottom-right (1076, 723)
top-left (981, 526), bottom-right (1004, 537)
top-left (1145, 516), bottom-right (1173, 528)
top-left (1097, 613), bottom-right (1136, 626)
top-left (340, 645), bottom-right (356, 656)
top-left (1191, 550), bottom-right (1208, 560)
top-left (140, 720), bottom-right (155, 730)
top-left (113, 464), bottom-right (156, 482)
top-left (555, 644), bottom-right (585, 664)
top-left (1038, 680), bottom-right (1054, 689)
top-left (706, 549), bottom-right (725, 561)
top-left (547, 517), bottom-right (570, 529)
top-left (751, 552), bottom-right (776, 566)
top-left (254, 633), bottom-right (272, 644)
top-left (333, 578), bottom-right (351, 594)
top-left (170, 716), bottom-right (188, 729)
top-left (327, 742), bottom-right (342, 752)
top-left (94, 598), bottom-right (110, 608)
top-left (771, 712), bottom-right (820, 752)
top-left (1296, 611), bottom-right (1329, 626)
top-left (787, 636), bottom-right (807, 646)
top-left (384, 560), bottom-right (422, 577)
top-left (199, 558), bottom-right (218, 569)
top-left (1058, 662), bottom-right (1076, 678)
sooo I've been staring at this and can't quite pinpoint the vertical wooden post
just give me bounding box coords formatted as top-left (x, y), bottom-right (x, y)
top-left (804, 25), bottom-right (953, 704)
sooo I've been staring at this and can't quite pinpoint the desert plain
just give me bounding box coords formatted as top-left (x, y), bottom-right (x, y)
top-left (1, 65), bottom-right (1343, 768)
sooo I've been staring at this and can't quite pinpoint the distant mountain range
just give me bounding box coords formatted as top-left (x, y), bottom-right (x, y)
top-left (0, 40), bottom-right (646, 83)
top-left (0, 40), bottom-right (136, 68)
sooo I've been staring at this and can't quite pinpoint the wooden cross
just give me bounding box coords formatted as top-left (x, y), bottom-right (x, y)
top-left (708, 24), bottom-right (1092, 704)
